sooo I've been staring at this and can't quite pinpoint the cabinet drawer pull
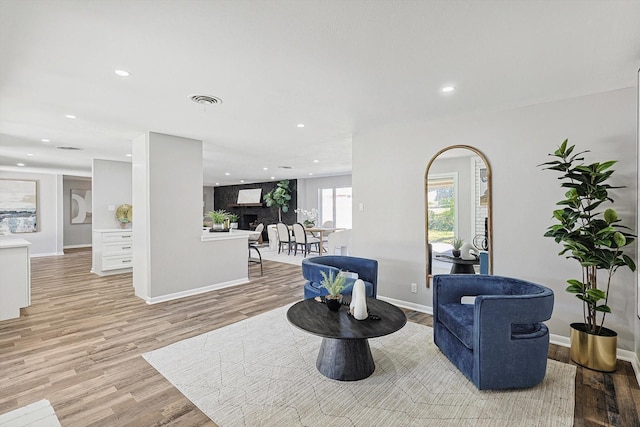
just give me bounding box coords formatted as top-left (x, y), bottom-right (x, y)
top-left (122, 246), bottom-right (131, 250)
top-left (122, 259), bottom-right (132, 263)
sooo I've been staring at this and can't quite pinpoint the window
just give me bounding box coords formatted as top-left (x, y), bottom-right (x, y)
top-left (427, 173), bottom-right (458, 250)
top-left (320, 187), bottom-right (352, 228)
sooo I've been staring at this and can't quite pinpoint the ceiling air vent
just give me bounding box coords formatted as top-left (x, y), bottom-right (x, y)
top-left (56, 146), bottom-right (82, 150)
top-left (189, 94), bottom-right (223, 105)
top-left (278, 166), bottom-right (293, 169)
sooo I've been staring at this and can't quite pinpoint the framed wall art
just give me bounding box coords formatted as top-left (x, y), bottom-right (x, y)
top-left (0, 179), bottom-right (38, 233)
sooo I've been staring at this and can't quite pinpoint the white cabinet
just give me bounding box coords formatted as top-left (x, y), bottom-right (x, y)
top-left (92, 229), bottom-right (133, 276)
top-left (0, 238), bottom-right (31, 321)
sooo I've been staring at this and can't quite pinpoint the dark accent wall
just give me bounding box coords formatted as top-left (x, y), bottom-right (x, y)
top-left (213, 180), bottom-right (297, 241)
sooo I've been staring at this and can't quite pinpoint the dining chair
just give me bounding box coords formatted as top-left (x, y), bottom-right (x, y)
top-left (292, 222), bottom-right (321, 257)
top-left (266, 224), bottom-right (278, 250)
top-left (327, 229), bottom-right (351, 255)
top-left (276, 222), bottom-right (295, 255)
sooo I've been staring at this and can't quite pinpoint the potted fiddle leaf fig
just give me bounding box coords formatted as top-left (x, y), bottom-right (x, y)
top-left (540, 139), bottom-right (635, 372)
top-left (320, 270), bottom-right (347, 312)
top-left (263, 180), bottom-right (292, 222)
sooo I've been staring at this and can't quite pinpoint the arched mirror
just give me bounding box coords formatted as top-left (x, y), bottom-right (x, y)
top-left (425, 145), bottom-right (492, 284)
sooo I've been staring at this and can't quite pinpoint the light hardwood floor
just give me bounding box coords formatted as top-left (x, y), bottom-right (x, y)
top-left (0, 249), bottom-right (639, 426)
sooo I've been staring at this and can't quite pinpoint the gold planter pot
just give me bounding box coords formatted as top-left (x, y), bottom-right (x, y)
top-left (569, 323), bottom-right (617, 372)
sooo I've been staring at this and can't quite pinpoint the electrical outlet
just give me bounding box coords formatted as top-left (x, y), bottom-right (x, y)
top-left (411, 283), bottom-right (417, 293)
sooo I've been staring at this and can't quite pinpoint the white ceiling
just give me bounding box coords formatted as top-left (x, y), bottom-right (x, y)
top-left (1, 1), bottom-right (639, 186)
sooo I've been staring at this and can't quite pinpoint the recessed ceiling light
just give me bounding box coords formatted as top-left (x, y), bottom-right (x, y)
top-left (297, 124), bottom-right (305, 128)
top-left (263, 167), bottom-right (268, 171)
top-left (224, 172), bottom-right (230, 176)
top-left (17, 163), bottom-right (25, 167)
top-left (270, 176), bottom-right (275, 180)
top-left (125, 153), bottom-right (132, 157)
top-left (26, 153), bottom-right (34, 157)
top-left (313, 159), bottom-right (319, 163)
top-left (441, 85), bottom-right (456, 93)
top-left (65, 114), bottom-right (77, 119)
top-left (114, 69), bottom-right (130, 77)
top-left (308, 173), bottom-right (313, 176)
top-left (215, 182), bottom-right (220, 186)
top-left (240, 180), bottom-right (245, 183)
top-left (41, 138), bottom-right (50, 142)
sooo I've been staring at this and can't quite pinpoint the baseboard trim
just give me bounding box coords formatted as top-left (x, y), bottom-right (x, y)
top-left (377, 295), bottom-right (433, 315)
top-left (63, 244), bottom-right (92, 249)
top-left (145, 278), bottom-right (251, 305)
top-left (30, 252), bottom-right (65, 258)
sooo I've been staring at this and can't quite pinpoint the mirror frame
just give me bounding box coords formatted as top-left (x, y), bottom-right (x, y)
top-left (424, 145), bottom-right (493, 285)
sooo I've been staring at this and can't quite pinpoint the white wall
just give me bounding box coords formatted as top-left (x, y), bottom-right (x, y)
top-left (63, 176), bottom-right (92, 247)
top-left (91, 159), bottom-right (132, 230)
top-left (132, 132), bottom-right (247, 301)
top-left (0, 171), bottom-right (63, 256)
top-left (353, 87), bottom-right (639, 352)
top-left (203, 186), bottom-right (215, 214)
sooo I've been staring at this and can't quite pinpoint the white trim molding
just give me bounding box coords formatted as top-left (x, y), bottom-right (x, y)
top-left (377, 295), bottom-right (433, 315)
top-left (144, 278), bottom-right (250, 305)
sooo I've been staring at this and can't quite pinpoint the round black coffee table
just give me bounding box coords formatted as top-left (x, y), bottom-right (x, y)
top-left (286, 298), bottom-right (407, 381)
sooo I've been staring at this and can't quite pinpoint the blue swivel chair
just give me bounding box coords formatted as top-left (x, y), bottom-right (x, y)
top-left (302, 256), bottom-right (378, 299)
top-left (433, 274), bottom-right (554, 390)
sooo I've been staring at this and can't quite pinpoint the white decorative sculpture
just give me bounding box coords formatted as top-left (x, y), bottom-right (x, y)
top-left (460, 242), bottom-right (478, 260)
top-left (350, 279), bottom-right (368, 320)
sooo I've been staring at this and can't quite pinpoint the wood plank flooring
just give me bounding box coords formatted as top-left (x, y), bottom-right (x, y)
top-left (1, 248), bottom-right (639, 426)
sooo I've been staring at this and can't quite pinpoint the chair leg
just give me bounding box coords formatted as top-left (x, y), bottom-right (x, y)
top-left (249, 245), bottom-right (263, 276)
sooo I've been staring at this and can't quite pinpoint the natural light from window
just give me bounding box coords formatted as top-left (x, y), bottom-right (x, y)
top-left (320, 187), bottom-right (352, 228)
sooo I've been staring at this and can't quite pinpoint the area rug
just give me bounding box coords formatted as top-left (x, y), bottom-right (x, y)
top-left (0, 400), bottom-right (61, 427)
top-left (143, 306), bottom-right (575, 427)
top-left (259, 247), bottom-right (306, 266)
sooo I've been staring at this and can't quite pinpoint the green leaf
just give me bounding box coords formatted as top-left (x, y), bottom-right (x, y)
top-left (604, 208), bottom-right (618, 224)
top-left (565, 284), bottom-right (583, 294)
top-left (595, 305), bottom-right (612, 313)
top-left (596, 160), bottom-right (617, 172)
top-left (622, 254), bottom-right (636, 271)
top-left (586, 288), bottom-right (606, 300)
top-left (613, 231), bottom-right (626, 247)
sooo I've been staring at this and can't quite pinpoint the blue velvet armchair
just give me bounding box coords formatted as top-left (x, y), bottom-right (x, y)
top-left (302, 256), bottom-right (378, 299)
top-left (433, 274), bottom-right (554, 390)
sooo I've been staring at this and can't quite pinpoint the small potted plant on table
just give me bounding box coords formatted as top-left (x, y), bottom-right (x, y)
top-left (451, 237), bottom-right (464, 258)
top-left (228, 213), bottom-right (239, 229)
top-left (320, 270), bottom-right (347, 311)
top-left (208, 209), bottom-right (228, 231)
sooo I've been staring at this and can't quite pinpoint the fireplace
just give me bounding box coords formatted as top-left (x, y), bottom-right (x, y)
top-left (240, 214), bottom-right (258, 230)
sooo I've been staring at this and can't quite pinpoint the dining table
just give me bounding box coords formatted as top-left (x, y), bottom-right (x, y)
top-left (303, 226), bottom-right (342, 255)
